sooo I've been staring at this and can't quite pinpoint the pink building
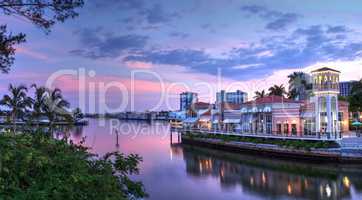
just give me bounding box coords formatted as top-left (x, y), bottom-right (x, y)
top-left (240, 67), bottom-right (350, 140)
top-left (240, 95), bottom-right (349, 138)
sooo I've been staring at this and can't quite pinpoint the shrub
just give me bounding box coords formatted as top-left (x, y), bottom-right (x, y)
top-left (0, 132), bottom-right (147, 200)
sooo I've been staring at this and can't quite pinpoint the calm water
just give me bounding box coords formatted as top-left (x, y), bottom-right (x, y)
top-left (65, 119), bottom-right (362, 200)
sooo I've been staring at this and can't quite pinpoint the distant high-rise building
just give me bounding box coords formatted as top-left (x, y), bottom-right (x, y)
top-left (180, 92), bottom-right (198, 111)
top-left (339, 81), bottom-right (357, 97)
top-left (216, 90), bottom-right (247, 105)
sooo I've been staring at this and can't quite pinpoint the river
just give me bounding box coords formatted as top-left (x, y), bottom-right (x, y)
top-left (64, 119), bottom-right (362, 200)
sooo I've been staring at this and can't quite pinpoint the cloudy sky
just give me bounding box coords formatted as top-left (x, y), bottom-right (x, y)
top-left (2, 0), bottom-right (362, 112)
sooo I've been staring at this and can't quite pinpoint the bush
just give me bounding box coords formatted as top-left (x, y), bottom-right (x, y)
top-left (0, 132), bottom-right (147, 200)
top-left (188, 132), bottom-right (338, 150)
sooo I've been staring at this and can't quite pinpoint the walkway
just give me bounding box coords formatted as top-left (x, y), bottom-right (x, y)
top-left (178, 128), bottom-right (339, 142)
top-left (340, 136), bottom-right (362, 155)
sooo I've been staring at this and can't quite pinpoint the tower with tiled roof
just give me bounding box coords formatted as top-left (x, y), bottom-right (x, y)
top-left (311, 67), bottom-right (341, 139)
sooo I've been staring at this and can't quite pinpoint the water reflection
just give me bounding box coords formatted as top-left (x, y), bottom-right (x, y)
top-left (58, 119), bottom-right (362, 200)
top-left (180, 145), bottom-right (362, 200)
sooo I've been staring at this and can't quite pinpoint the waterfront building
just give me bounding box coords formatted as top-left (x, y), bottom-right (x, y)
top-left (222, 103), bottom-right (242, 132)
top-left (183, 102), bottom-right (213, 129)
top-left (339, 81), bottom-right (357, 97)
top-left (240, 96), bottom-right (301, 135)
top-left (214, 90), bottom-right (247, 130)
top-left (311, 67), bottom-right (342, 138)
top-left (216, 90), bottom-right (247, 105)
top-left (180, 92), bottom-right (198, 111)
top-left (239, 67), bottom-right (349, 139)
top-left (183, 67), bottom-right (350, 140)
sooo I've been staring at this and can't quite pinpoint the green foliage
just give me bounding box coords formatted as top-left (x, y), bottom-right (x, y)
top-left (0, 25), bottom-right (26, 73)
top-left (0, 84), bottom-right (79, 133)
top-left (0, 0), bottom-right (84, 73)
top-left (268, 84), bottom-right (287, 97)
top-left (287, 72), bottom-right (312, 100)
top-left (349, 79), bottom-right (362, 112)
top-left (254, 90), bottom-right (266, 100)
top-left (0, 132), bottom-right (147, 200)
top-left (189, 133), bottom-right (338, 150)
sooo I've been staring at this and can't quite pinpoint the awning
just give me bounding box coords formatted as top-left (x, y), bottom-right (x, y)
top-left (300, 112), bottom-right (314, 118)
top-left (212, 120), bottom-right (219, 124)
top-left (352, 121), bottom-right (362, 126)
top-left (198, 109), bottom-right (210, 116)
top-left (199, 116), bottom-right (210, 122)
top-left (183, 118), bottom-right (198, 123)
top-left (223, 119), bottom-right (240, 124)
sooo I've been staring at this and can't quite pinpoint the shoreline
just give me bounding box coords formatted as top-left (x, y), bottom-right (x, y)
top-left (181, 135), bottom-right (362, 164)
top-left (0, 120), bottom-right (88, 126)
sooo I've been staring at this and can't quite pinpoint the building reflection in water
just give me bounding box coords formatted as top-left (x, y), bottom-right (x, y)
top-left (178, 145), bottom-right (362, 200)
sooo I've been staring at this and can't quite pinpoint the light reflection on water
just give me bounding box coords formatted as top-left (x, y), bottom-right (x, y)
top-left (62, 119), bottom-right (362, 200)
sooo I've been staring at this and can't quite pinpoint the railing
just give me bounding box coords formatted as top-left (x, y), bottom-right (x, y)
top-left (313, 83), bottom-right (339, 91)
top-left (177, 127), bottom-right (339, 141)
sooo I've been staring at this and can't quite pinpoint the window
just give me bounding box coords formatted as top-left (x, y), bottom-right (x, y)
top-left (277, 124), bottom-right (282, 134)
top-left (319, 97), bottom-right (327, 112)
top-left (266, 114), bottom-right (272, 134)
top-left (284, 124), bottom-right (289, 135)
top-left (331, 97), bottom-right (337, 112)
top-left (338, 112), bottom-right (343, 121)
top-left (303, 119), bottom-right (315, 136)
top-left (291, 124), bottom-right (297, 135)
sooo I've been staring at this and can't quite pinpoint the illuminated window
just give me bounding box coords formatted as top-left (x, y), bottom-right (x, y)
top-left (284, 124), bottom-right (289, 134)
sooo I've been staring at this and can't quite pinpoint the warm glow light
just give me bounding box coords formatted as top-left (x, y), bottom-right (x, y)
top-left (262, 172), bottom-right (267, 184)
top-left (220, 168), bottom-right (224, 178)
top-left (314, 91), bottom-right (340, 95)
top-left (343, 176), bottom-right (351, 188)
top-left (287, 184), bottom-right (292, 194)
top-left (250, 177), bottom-right (254, 185)
top-left (304, 180), bottom-right (309, 188)
top-left (325, 184), bottom-right (332, 197)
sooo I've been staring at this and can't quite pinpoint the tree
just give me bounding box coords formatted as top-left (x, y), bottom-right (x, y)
top-left (43, 88), bottom-right (71, 133)
top-left (0, 132), bottom-right (148, 199)
top-left (30, 84), bottom-right (47, 124)
top-left (0, 84), bottom-right (33, 132)
top-left (268, 84), bottom-right (287, 97)
top-left (349, 79), bottom-right (362, 113)
top-left (0, 25), bottom-right (26, 73)
top-left (0, 0), bottom-right (84, 73)
top-left (287, 71), bottom-right (312, 100)
top-left (72, 107), bottom-right (84, 122)
top-left (287, 88), bottom-right (298, 99)
top-left (254, 90), bottom-right (266, 99)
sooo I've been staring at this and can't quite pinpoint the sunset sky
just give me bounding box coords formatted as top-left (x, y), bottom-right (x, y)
top-left (2, 0), bottom-right (362, 112)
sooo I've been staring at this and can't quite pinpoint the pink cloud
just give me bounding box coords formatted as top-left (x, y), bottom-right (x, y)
top-left (125, 61), bottom-right (153, 69)
top-left (16, 47), bottom-right (49, 61)
top-left (50, 74), bottom-right (185, 95)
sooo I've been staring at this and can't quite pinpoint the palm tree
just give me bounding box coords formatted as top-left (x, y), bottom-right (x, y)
top-left (31, 84), bottom-right (47, 125)
top-left (268, 84), bottom-right (287, 97)
top-left (72, 107), bottom-right (84, 122)
top-left (287, 89), bottom-right (298, 99)
top-left (43, 88), bottom-right (71, 133)
top-left (254, 90), bottom-right (266, 99)
top-left (0, 84), bottom-right (33, 132)
top-left (287, 72), bottom-right (311, 100)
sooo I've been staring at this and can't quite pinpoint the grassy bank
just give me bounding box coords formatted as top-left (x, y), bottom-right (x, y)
top-left (0, 132), bottom-right (147, 200)
top-left (185, 132), bottom-right (339, 150)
